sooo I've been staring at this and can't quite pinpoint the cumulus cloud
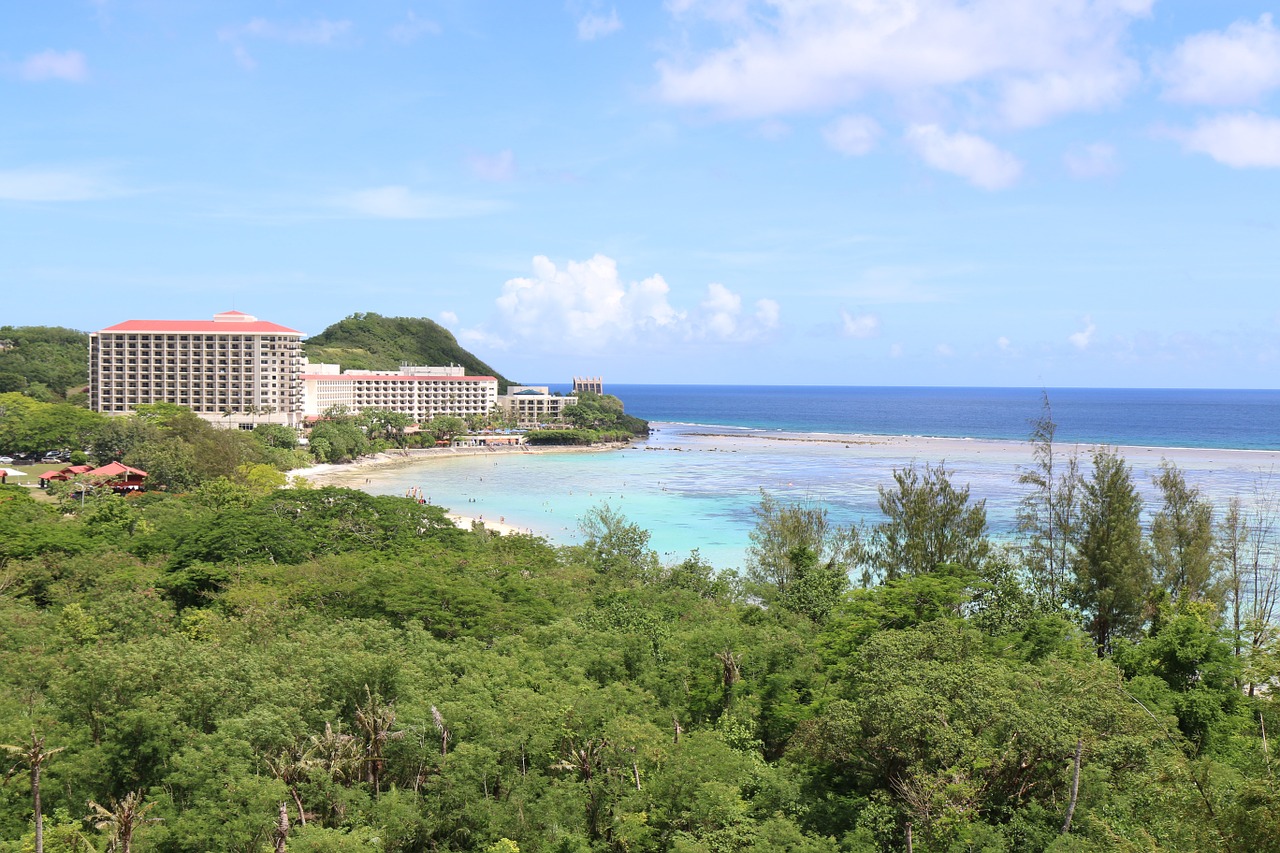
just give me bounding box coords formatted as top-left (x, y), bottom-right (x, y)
top-left (467, 254), bottom-right (778, 352)
top-left (936, 343), bottom-right (955, 358)
top-left (340, 186), bottom-right (499, 219)
top-left (841, 310), bottom-right (880, 338)
top-left (657, 0), bottom-right (1148, 122)
top-left (439, 311), bottom-right (459, 325)
top-left (19, 49), bottom-right (88, 82)
top-left (219, 17), bottom-right (352, 68)
top-left (1177, 112), bottom-right (1280, 168)
top-left (0, 169), bottom-right (116, 201)
top-left (692, 283), bottom-right (780, 341)
top-left (1161, 14), bottom-right (1280, 106)
top-left (823, 114), bottom-right (881, 156)
top-left (1069, 316), bottom-right (1097, 349)
top-left (1064, 142), bottom-right (1119, 178)
top-left (997, 336), bottom-right (1011, 350)
top-left (389, 11), bottom-right (441, 44)
top-left (466, 149), bottom-right (517, 182)
top-left (999, 65), bottom-right (1137, 128)
top-left (905, 124), bottom-right (1022, 190)
top-left (578, 9), bottom-right (622, 40)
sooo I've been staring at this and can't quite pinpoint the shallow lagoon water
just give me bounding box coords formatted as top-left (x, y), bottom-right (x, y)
top-left (358, 423), bottom-right (1280, 570)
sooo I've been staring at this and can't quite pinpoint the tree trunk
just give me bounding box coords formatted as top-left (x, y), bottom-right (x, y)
top-left (32, 763), bottom-right (42, 853)
top-left (274, 801), bottom-right (289, 853)
top-left (905, 822), bottom-right (913, 853)
top-left (1061, 737), bottom-right (1083, 834)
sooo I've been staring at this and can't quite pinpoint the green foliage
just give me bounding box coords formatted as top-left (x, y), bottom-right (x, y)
top-left (1151, 460), bottom-right (1219, 606)
top-left (0, 455), bottom-right (1277, 853)
top-left (524, 428), bottom-right (636, 446)
top-left (867, 462), bottom-right (990, 584)
top-left (1016, 393), bottom-right (1081, 609)
top-left (302, 313), bottom-right (512, 390)
top-left (0, 393), bottom-right (105, 455)
top-left (309, 418), bottom-right (370, 463)
top-left (1072, 447), bottom-right (1152, 655)
top-left (562, 393), bottom-right (650, 437)
top-left (0, 326), bottom-right (89, 403)
top-left (744, 492), bottom-right (858, 616)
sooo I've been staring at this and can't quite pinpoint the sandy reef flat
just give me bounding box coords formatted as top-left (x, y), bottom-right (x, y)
top-left (287, 426), bottom-right (1280, 542)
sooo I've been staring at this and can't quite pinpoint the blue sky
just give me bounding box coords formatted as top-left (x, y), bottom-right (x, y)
top-left (3, 1), bottom-right (1279, 388)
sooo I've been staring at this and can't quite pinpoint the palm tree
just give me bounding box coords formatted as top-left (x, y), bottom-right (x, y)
top-left (354, 686), bottom-right (404, 795)
top-left (2, 732), bottom-right (65, 853)
top-left (88, 790), bottom-right (159, 853)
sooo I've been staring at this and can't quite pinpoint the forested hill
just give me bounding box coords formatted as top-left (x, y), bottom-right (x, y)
top-left (0, 326), bottom-right (90, 402)
top-left (303, 313), bottom-right (513, 390)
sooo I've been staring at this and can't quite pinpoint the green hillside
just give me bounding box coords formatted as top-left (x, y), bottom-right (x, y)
top-left (0, 325), bottom-right (90, 402)
top-left (303, 312), bottom-right (513, 390)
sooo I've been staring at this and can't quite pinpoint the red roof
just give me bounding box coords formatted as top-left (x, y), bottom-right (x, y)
top-left (38, 464), bottom-right (93, 481)
top-left (87, 462), bottom-right (147, 479)
top-left (302, 374), bottom-right (496, 382)
top-left (97, 312), bottom-right (301, 335)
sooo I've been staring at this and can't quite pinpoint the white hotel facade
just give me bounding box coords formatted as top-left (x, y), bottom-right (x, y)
top-left (90, 312), bottom-right (504, 429)
top-left (301, 363), bottom-right (498, 423)
top-left (89, 311), bottom-right (305, 428)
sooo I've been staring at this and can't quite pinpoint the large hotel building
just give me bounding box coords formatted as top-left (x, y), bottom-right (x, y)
top-left (89, 311), bottom-right (506, 429)
top-left (89, 311), bottom-right (305, 429)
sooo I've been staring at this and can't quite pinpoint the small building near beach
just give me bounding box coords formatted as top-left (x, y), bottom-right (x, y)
top-left (495, 387), bottom-right (578, 426)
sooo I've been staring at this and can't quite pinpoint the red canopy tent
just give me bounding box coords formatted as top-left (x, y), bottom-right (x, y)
top-left (85, 461), bottom-right (148, 492)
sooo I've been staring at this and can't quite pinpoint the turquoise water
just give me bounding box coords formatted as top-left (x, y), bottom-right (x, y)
top-left (361, 422), bottom-right (1280, 570)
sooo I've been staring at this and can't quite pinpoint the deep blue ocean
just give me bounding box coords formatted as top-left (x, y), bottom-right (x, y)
top-left (547, 385), bottom-right (1280, 451)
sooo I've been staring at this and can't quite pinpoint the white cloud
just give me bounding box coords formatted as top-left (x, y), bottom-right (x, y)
top-left (692, 283), bottom-right (779, 341)
top-left (467, 149), bottom-right (517, 182)
top-left (999, 66), bottom-right (1136, 128)
top-left (756, 298), bottom-right (781, 328)
top-left (904, 124), bottom-right (1022, 190)
top-left (469, 254), bottom-right (777, 352)
top-left (390, 12), bottom-right (442, 44)
top-left (889, 342), bottom-right (904, 358)
top-left (578, 9), bottom-right (622, 41)
top-left (219, 17), bottom-right (352, 68)
top-left (0, 169), bottom-right (116, 201)
top-left (439, 311), bottom-right (459, 325)
top-left (936, 343), bottom-right (955, 358)
top-left (823, 114), bottom-right (881, 156)
top-left (1176, 112), bottom-right (1280, 168)
top-left (19, 49), bottom-right (88, 82)
top-left (1064, 142), bottom-right (1119, 178)
top-left (657, 0), bottom-right (1148, 122)
top-left (340, 186), bottom-right (499, 219)
top-left (841, 310), bottom-right (880, 338)
top-left (1161, 14), bottom-right (1280, 106)
top-left (1069, 316), bottom-right (1096, 349)
top-left (996, 336), bottom-right (1011, 350)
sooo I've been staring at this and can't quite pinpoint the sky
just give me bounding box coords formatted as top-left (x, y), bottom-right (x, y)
top-left (2, 1), bottom-right (1279, 388)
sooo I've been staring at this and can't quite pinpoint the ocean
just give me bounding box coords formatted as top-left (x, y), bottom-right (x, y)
top-left (359, 386), bottom-right (1280, 569)
top-left (555, 385), bottom-right (1280, 451)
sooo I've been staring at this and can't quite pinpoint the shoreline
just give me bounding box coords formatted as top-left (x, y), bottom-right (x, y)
top-left (292, 426), bottom-right (1280, 491)
top-left (284, 426), bottom-right (1280, 549)
top-left (290, 442), bottom-right (626, 487)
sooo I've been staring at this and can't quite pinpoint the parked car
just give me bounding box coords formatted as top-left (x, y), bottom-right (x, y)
top-left (0, 456), bottom-right (13, 464)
